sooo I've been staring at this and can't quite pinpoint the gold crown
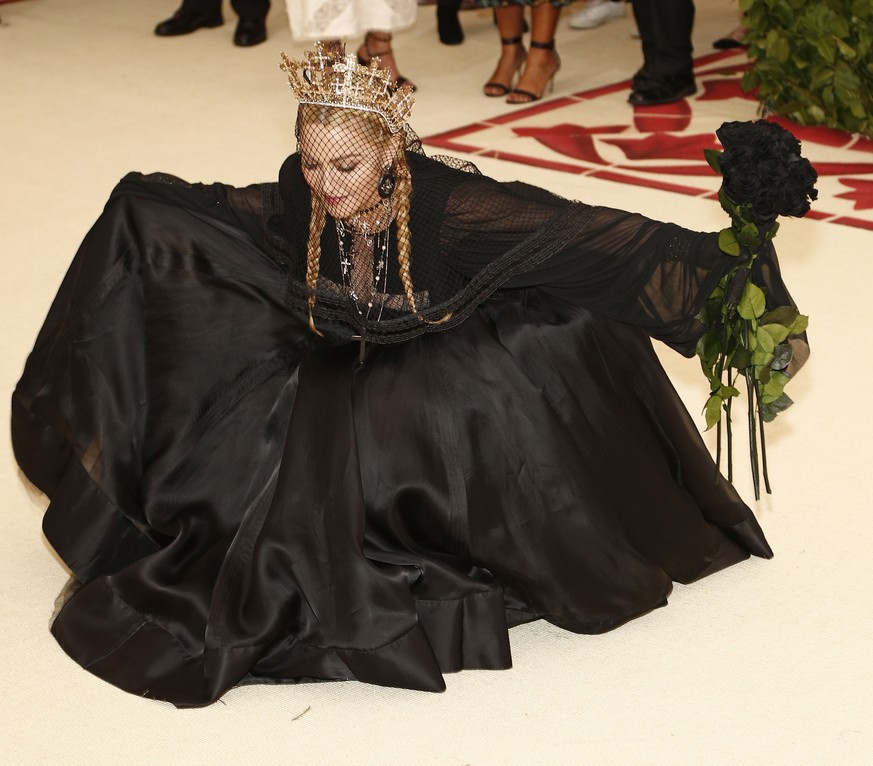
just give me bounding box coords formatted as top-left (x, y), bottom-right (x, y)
top-left (280, 44), bottom-right (415, 134)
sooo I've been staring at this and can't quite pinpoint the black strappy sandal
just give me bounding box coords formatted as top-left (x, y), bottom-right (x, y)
top-left (483, 36), bottom-right (527, 97)
top-left (357, 32), bottom-right (416, 91)
top-left (507, 39), bottom-right (561, 104)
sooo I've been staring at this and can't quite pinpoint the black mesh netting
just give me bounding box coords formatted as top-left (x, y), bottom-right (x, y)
top-left (247, 104), bottom-right (797, 354)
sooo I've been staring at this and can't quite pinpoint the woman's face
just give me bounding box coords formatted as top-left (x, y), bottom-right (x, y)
top-left (299, 119), bottom-right (395, 220)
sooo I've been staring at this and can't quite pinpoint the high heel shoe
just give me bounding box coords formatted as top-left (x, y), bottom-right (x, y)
top-left (507, 40), bottom-right (560, 104)
top-left (483, 36), bottom-right (527, 97)
top-left (357, 32), bottom-right (417, 91)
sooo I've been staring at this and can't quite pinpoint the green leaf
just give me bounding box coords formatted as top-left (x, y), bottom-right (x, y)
top-left (756, 326), bottom-right (776, 354)
top-left (836, 38), bottom-right (857, 60)
top-left (730, 345), bottom-right (753, 371)
top-left (696, 329), bottom-right (722, 369)
top-left (704, 394), bottom-right (723, 431)
top-left (738, 282), bottom-right (767, 320)
top-left (718, 187), bottom-right (742, 219)
top-left (762, 322), bottom-right (791, 345)
top-left (763, 371), bottom-right (790, 398)
top-left (761, 306), bottom-right (799, 327)
top-left (718, 385), bottom-right (741, 399)
top-left (752, 345), bottom-right (774, 367)
top-left (698, 295), bottom-right (725, 327)
top-left (770, 34), bottom-right (791, 63)
top-left (813, 36), bottom-right (837, 64)
top-left (790, 313), bottom-right (809, 335)
top-left (718, 227), bottom-right (741, 256)
top-left (760, 393), bottom-right (794, 422)
top-left (736, 222), bottom-right (763, 247)
top-left (703, 149), bottom-right (723, 174)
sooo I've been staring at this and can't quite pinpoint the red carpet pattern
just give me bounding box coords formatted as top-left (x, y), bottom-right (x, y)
top-left (424, 50), bottom-right (873, 231)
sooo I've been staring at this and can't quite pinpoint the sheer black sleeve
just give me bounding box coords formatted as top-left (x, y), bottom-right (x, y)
top-left (108, 172), bottom-right (275, 255)
top-left (434, 167), bottom-right (804, 360)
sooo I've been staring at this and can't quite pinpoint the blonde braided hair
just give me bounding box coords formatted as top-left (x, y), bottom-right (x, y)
top-left (391, 150), bottom-right (418, 315)
top-left (304, 188), bottom-right (328, 336)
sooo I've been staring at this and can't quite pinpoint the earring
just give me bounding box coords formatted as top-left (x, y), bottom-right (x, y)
top-left (378, 166), bottom-right (396, 199)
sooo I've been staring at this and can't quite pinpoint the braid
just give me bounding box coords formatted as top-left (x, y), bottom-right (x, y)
top-left (392, 152), bottom-right (418, 315)
top-left (393, 151), bottom-right (453, 326)
top-left (305, 192), bottom-right (327, 336)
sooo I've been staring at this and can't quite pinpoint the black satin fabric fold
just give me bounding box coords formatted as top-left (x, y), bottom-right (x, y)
top-left (12, 167), bottom-right (779, 707)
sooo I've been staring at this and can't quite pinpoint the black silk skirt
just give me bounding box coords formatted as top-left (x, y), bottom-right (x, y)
top-left (11, 190), bottom-right (771, 707)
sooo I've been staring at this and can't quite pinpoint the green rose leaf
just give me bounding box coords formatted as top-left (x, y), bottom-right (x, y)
top-left (762, 322), bottom-right (791, 345)
top-left (756, 326), bottom-right (776, 354)
top-left (730, 345), bottom-right (752, 370)
top-left (718, 384), bottom-right (741, 399)
top-left (765, 221), bottom-right (781, 240)
top-left (790, 313), bottom-right (809, 335)
top-left (760, 305), bottom-right (799, 327)
top-left (696, 330), bottom-right (722, 371)
top-left (736, 222), bottom-right (763, 247)
top-left (738, 282), bottom-right (767, 320)
top-left (752, 345), bottom-right (774, 367)
top-left (704, 394), bottom-right (723, 431)
top-left (718, 227), bottom-right (741, 256)
top-left (704, 148), bottom-right (723, 174)
top-left (763, 370), bottom-right (790, 399)
top-left (759, 393), bottom-right (794, 423)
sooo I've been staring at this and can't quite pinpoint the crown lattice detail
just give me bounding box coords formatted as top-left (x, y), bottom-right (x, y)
top-left (280, 44), bottom-right (415, 134)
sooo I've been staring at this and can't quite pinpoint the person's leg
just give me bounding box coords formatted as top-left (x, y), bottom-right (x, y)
top-left (629, 0), bottom-right (656, 82)
top-left (437, 0), bottom-right (464, 45)
top-left (230, 0), bottom-right (269, 19)
top-left (628, 0), bottom-right (695, 105)
top-left (357, 31), bottom-right (416, 90)
top-left (483, 5), bottom-right (527, 97)
top-left (154, 0), bottom-right (223, 36)
top-left (506, 2), bottom-right (561, 104)
top-left (230, 0), bottom-right (269, 45)
top-left (648, 0), bottom-right (694, 78)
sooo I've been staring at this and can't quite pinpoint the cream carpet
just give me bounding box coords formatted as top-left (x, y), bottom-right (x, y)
top-left (1, 1), bottom-right (871, 764)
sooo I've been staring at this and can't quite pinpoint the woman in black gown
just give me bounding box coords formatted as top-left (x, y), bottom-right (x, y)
top-left (11, 46), bottom-right (804, 707)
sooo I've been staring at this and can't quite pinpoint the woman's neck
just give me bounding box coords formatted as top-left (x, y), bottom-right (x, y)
top-left (339, 196), bottom-right (394, 234)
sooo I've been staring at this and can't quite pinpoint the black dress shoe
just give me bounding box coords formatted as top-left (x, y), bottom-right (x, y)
top-left (234, 17), bottom-right (267, 47)
top-left (631, 66), bottom-right (657, 91)
top-left (628, 73), bottom-right (696, 106)
top-left (155, 10), bottom-right (223, 36)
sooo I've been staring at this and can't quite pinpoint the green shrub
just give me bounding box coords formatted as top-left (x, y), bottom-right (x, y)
top-left (741, 0), bottom-right (873, 137)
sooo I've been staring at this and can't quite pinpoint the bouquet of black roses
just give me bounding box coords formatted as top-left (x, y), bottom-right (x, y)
top-left (697, 120), bottom-right (817, 499)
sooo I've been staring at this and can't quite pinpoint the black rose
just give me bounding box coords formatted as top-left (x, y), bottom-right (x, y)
top-left (715, 120), bottom-right (818, 226)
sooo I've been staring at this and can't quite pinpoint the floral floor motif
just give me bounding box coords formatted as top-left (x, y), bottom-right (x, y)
top-left (423, 50), bottom-right (873, 231)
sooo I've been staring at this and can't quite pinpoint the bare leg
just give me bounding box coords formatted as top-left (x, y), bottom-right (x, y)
top-left (507, 3), bottom-right (562, 104)
top-left (357, 31), bottom-right (416, 90)
top-left (483, 5), bottom-right (527, 97)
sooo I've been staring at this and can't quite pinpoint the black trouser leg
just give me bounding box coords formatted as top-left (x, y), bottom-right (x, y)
top-left (178, 0), bottom-right (222, 16)
top-left (231, 0), bottom-right (270, 20)
top-left (631, 0), bottom-right (695, 78)
top-left (437, 0), bottom-right (464, 45)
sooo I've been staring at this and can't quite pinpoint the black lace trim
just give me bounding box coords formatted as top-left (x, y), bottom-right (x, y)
top-left (278, 204), bottom-right (596, 345)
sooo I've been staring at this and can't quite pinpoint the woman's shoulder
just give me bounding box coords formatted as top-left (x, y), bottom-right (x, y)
top-left (406, 150), bottom-right (482, 180)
